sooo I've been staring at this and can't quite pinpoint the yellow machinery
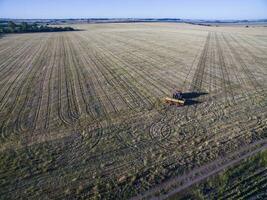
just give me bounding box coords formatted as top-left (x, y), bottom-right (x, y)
top-left (165, 97), bottom-right (185, 106)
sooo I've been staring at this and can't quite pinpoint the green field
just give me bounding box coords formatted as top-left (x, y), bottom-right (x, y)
top-left (173, 149), bottom-right (267, 200)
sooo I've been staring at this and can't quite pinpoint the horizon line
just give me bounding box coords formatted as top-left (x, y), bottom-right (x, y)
top-left (1, 17), bottom-right (267, 21)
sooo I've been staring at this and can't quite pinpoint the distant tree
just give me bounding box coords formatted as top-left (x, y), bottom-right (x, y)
top-left (8, 21), bottom-right (16, 32)
top-left (8, 21), bottom-right (16, 29)
top-left (2, 21), bottom-right (75, 34)
top-left (32, 23), bottom-right (39, 32)
top-left (33, 23), bottom-right (38, 27)
top-left (21, 22), bottom-right (29, 32)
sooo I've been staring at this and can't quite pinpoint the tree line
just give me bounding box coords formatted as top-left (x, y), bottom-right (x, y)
top-left (0, 21), bottom-right (75, 34)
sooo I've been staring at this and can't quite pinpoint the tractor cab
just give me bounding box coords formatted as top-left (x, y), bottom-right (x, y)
top-left (173, 90), bottom-right (183, 100)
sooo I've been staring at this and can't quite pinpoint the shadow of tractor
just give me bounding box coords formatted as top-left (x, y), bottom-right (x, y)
top-left (183, 92), bottom-right (208, 106)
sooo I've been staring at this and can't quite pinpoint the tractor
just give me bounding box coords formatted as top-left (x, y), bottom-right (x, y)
top-left (165, 90), bottom-right (186, 106)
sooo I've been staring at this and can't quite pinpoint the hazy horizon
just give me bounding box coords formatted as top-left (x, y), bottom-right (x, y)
top-left (1, 17), bottom-right (267, 21)
top-left (0, 0), bottom-right (267, 20)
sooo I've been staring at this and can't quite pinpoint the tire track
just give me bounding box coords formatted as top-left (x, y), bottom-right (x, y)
top-left (44, 36), bottom-right (60, 129)
top-left (0, 36), bottom-right (50, 139)
top-left (222, 33), bottom-right (263, 95)
top-left (56, 36), bottom-right (73, 126)
top-left (215, 33), bottom-right (235, 105)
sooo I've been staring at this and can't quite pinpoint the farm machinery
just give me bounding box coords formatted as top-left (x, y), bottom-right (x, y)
top-left (165, 90), bottom-right (186, 106)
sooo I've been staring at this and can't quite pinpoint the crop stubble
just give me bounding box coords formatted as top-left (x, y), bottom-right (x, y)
top-left (0, 23), bottom-right (267, 199)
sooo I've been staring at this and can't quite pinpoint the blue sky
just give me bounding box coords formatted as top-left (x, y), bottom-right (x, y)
top-left (0, 0), bottom-right (267, 19)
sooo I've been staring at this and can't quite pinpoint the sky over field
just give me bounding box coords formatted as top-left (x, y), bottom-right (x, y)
top-left (0, 0), bottom-right (267, 19)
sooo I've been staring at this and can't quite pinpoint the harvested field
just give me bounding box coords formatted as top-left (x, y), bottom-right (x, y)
top-left (0, 23), bottom-right (267, 199)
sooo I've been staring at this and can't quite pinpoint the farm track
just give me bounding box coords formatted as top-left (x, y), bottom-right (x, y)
top-left (0, 23), bottom-right (267, 200)
top-left (189, 32), bottom-right (211, 93)
top-left (215, 33), bottom-right (235, 105)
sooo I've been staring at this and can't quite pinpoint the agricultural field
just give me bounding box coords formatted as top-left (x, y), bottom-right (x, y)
top-left (0, 23), bottom-right (267, 199)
